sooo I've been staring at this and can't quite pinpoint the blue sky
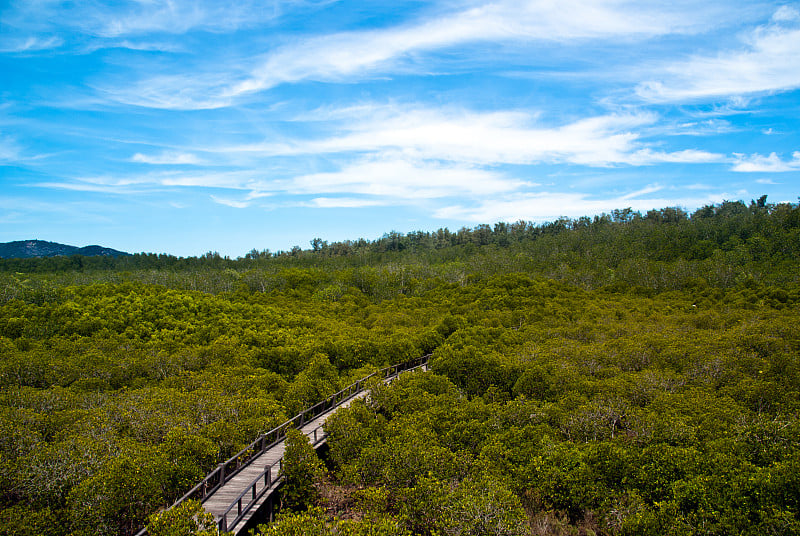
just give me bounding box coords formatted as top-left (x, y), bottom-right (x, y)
top-left (1, 0), bottom-right (799, 257)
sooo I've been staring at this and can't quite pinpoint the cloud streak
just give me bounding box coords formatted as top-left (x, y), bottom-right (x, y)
top-left (224, 106), bottom-right (725, 168)
top-left (284, 156), bottom-right (522, 199)
top-left (131, 151), bottom-right (203, 165)
top-left (230, 0), bottom-right (716, 98)
top-left (0, 136), bottom-right (22, 162)
top-left (637, 8), bottom-right (800, 101)
top-left (92, 0), bottom-right (730, 110)
top-left (732, 152), bottom-right (800, 172)
top-left (0, 36), bottom-right (63, 53)
top-left (434, 190), bottom-right (728, 223)
top-left (2, 0), bottom-right (285, 40)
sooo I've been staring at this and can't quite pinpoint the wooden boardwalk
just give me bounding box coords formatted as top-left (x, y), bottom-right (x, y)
top-left (205, 389), bottom-right (369, 533)
top-left (134, 356), bottom-right (429, 536)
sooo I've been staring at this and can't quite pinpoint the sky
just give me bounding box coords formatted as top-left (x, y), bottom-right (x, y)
top-left (1, 0), bottom-right (799, 257)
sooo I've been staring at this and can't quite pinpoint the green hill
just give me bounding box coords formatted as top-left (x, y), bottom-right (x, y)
top-left (0, 240), bottom-right (129, 260)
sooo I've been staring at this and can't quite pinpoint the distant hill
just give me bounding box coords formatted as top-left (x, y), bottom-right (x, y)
top-left (0, 240), bottom-right (129, 259)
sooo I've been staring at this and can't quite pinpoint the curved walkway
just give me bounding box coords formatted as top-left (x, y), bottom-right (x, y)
top-left (136, 355), bottom-right (429, 535)
top-left (206, 387), bottom-right (370, 533)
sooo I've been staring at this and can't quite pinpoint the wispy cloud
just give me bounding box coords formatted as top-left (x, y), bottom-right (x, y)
top-left (0, 136), bottom-right (22, 162)
top-left (637, 7), bottom-right (800, 102)
top-left (772, 5), bottom-right (800, 23)
top-left (434, 190), bottom-right (726, 223)
top-left (210, 195), bottom-right (252, 208)
top-left (230, 0), bottom-right (714, 98)
top-left (625, 148), bottom-right (726, 165)
top-left (732, 151), bottom-right (800, 172)
top-left (32, 181), bottom-right (149, 195)
top-left (663, 119), bottom-right (736, 137)
top-left (33, 169), bottom-right (260, 195)
top-left (96, 73), bottom-right (238, 110)
top-left (2, 0), bottom-right (283, 39)
top-left (0, 36), bottom-right (63, 53)
top-left (131, 151), bottom-right (203, 165)
top-left (306, 197), bottom-right (390, 209)
top-left (225, 106), bottom-right (725, 167)
top-left (284, 156), bottom-right (521, 199)
top-left (36, 150), bottom-right (523, 205)
top-left (93, 0), bottom-right (728, 110)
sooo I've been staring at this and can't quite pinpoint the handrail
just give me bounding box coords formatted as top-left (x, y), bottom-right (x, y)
top-left (136, 354), bottom-right (430, 536)
top-left (216, 356), bottom-right (429, 533)
top-left (219, 459), bottom-right (283, 533)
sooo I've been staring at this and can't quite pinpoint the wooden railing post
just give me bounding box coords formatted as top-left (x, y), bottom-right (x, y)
top-left (134, 355), bottom-right (431, 536)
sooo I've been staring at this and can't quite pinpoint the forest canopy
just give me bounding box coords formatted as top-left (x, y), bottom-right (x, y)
top-left (1, 197), bottom-right (798, 535)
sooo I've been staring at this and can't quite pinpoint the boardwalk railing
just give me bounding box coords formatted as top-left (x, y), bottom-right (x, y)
top-left (135, 354), bottom-right (430, 535)
top-left (215, 354), bottom-right (430, 532)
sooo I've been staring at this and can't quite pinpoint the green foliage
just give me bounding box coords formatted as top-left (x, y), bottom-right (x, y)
top-left (0, 504), bottom-right (65, 536)
top-left (281, 428), bottom-right (324, 511)
top-left (1, 198), bottom-right (800, 535)
top-left (283, 355), bottom-right (339, 416)
top-left (398, 475), bottom-right (528, 536)
top-left (67, 449), bottom-right (166, 535)
top-left (146, 500), bottom-right (221, 536)
top-left (256, 506), bottom-right (412, 536)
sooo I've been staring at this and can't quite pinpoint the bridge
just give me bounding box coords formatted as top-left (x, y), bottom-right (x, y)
top-left (136, 355), bottom-right (430, 535)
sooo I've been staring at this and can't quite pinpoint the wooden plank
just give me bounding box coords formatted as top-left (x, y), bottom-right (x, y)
top-left (133, 359), bottom-right (429, 536)
top-left (203, 389), bottom-right (371, 534)
top-left (201, 362), bottom-right (430, 534)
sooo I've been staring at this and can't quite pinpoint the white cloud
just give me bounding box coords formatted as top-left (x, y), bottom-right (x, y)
top-left (97, 73), bottom-right (237, 110)
top-left (95, 0), bottom-right (723, 109)
top-left (284, 156), bottom-right (522, 199)
top-left (158, 170), bottom-right (263, 189)
top-left (0, 136), bottom-right (21, 162)
top-left (226, 106), bottom-right (724, 168)
top-left (208, 190), bottom-right (276, 208)
top-left (33, 181), bottom-right (148, 194)
top-left (210, 195), bottom-right (252, 208)
top-left (107, 40), bottom-right (185, 52)
top-left (3, 1), bottom-right (282, 39)
top-left (434, 191), bottom-right (725, 223)
top-left (637, 9), bottom-right (800, 101)
top-left (131, 151), bottom-right (202, 165)
top-left (307, 197), bottom-right (390, 208)
top-left (732, 151), bottom-right (800, 172)
top-left (772, 5), bottom-right (800, 22)
top-left (0, 36), bottom-right (63, 53)
top-left (231, 0), bottom-right (709, 98)
top-left (666, 119), bottom-right (736, 136)
top-left (34, 168), bottom-right (264, 195)
top-left (626, 148), bottom-right (726, 165)
top-left (619, 184), bottom-right (664, 199)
